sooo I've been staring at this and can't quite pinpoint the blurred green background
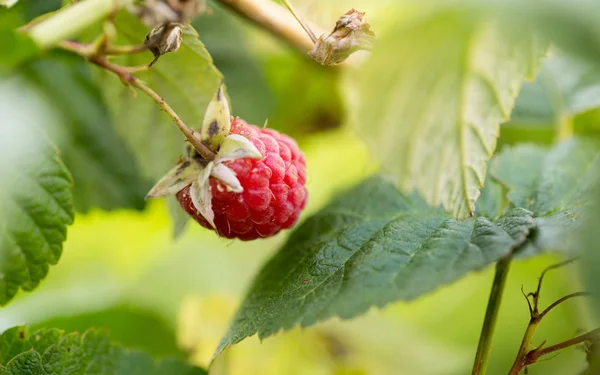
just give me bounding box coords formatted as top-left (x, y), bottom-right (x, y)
top-left (1, 0), bottom-right (598, 374)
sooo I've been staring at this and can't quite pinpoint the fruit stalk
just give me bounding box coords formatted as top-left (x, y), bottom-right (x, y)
top-left (216, 0), bottom-right (321, 52)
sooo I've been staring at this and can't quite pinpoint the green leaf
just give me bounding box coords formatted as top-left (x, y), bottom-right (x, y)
top-left (0, 79), bottom-right (74, 305)
top-left (0, 29), bottom-right (37, 70)
top-left (98, 11), bottom-right (222, 181)
top-left (32, 306), bottom-right (183, 358)
top-left (23, 52), bottom-right (148, 212)
top-left (0, 326), bottom-right (207, 375)
top-left (491, 137), bottom-right (600, 254)
top-left (214, 176), bottom-right (535, 357)
top-left (347, 9), bottom-right (546, 218)
top-left (505, 52), bottom-right (600, 135)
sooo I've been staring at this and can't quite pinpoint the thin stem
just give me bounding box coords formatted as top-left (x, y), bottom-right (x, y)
top-left (89, 56), bottom-right (215, 161)
top-left (507, 258), bottom-right (585, 374)
top-left (539, 292), bottom-right (591, 320)
top-left (532, 328), bottom-right (600, 360)
top-left (471, 256), bottom-right (512, 375)
top-left (509, 328), bottom-right (600, 374)
top-left (132, 79), bottom-right (214, 161)
top-left (105, 44), bottom-right (149, 55)
top-left (216, 0), bottom-right (322, 52)
top-left (533, 258), bottom-right (577, 306)
top-left (58, 40), bottom-right (97, 57)
top-left (508, 318), bottom-right (541, 375)
top-left (280, 0), bottom-right (317, 43)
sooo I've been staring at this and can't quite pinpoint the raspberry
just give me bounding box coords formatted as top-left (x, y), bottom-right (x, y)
top-left (176, 118), bottom-right (308, 240)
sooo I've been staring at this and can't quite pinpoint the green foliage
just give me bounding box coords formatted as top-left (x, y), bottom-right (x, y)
top-left (0, 326), bottom-right (206, 375)
top-left (348, 8), bottom-right (546, 219)
top-left (23, 53), bottom-right (148, 212)
top-left (491, 137), bottom-right (600, 254)
top-left (502, 52), bottom-right (600, 146)
top-left (215, 176), bottom-right (535, 356)
top-left (0, 83), bottom-right (74, 304)
top-left (33, 306), bottom-right (183, 358)
top-left (216, 136), bottom-right (600, 357)
top-left (192, 3), bottom-right (342, 135)
top-left (4, 0), bottom-right (600, 373)
top-left (511, 53), bottom-right (600, 124)
top-left (0, 29), bottom-right (37, 70)
top-left (98, 11), bottom-right (223, 180)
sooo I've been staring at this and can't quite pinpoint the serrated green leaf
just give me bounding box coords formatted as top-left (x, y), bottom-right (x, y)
top-left (0, 80), bottom-right (74, 305)
top-left (347, 9), bottom-right (547, 219)
top-left (97, 11), bottom-right (222, 181)
top-left (214, 176), bottom-right (535, 357)
top-left (491, 137), bottom-right (600, 254)
top-left (23, 53), bottom-right (148, 212)
top-left (506, 52), bottom-right (600, 133)
top-left (0, 326), bottom-right (207, 375)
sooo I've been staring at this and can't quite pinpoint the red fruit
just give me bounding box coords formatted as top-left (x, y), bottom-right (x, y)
top-left (176, 118), bottom-right (308, 240)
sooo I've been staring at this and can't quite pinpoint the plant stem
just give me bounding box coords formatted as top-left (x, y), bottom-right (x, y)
top-left (532, 328), bottom-right (600, 360)
top-left (507, 317), bottom-right (541, 375)
top-left (280, 0), bottom-right (317, 43)
top-left (538, 292), bottom-right (591, 320)
top-left (509, 328), bottom-right (600, 374)
top-left (105, 44), bottom-right (148, 55)
top-left (89, 56), bottom-right (215, 161)
top-left (215, 0), bottom-right (321, 52)
top-left (26, 0), bottom-right (132, 49)
top-left (506, 259), bottom-right (589, 374)
top-left (471, 256), bottom-right (512, 375)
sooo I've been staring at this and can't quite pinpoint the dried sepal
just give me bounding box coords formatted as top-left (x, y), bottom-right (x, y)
top-left (211, 163), bottom-right (243, 193)
top-left (215, 134), bottom-right (262, 164)
top-left (146, 159), bottom-right (203, 198)
top-left (190, 161), bottom-right (215, 228)
top-left (144, 22), bottom-right (183, 63)
top-left (200, 84), bottom-right (231, 151)
top-left (309, 8), bottom-right (375, 66)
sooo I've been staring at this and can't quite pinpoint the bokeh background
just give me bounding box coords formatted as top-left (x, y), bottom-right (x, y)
top-left (1, 0), bottom-right (598, 374)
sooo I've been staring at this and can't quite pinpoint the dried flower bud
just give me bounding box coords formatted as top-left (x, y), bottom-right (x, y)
top-left (144, 22), bottom-right (183, 62)
top-left (309, 9), bottom-right (375, 66)
top-left (132, 0), bottom-right (206, 27)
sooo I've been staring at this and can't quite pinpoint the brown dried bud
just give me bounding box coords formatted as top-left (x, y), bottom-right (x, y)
top-left (309, 9), bottom-right (375, 66)
top-left (144, 22), bottom-right (183, 61)
top-left (132, 0), bottom-right (206, 27)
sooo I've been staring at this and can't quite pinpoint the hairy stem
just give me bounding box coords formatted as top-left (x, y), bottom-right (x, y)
top-left (26, 0), bottom-right (132, 49)
top-left (215, 0), bottom-right (322, 52)
top-left (472, 256), bottom-right (512, 375)
top-left (89, 56), bottom-right (215, 161)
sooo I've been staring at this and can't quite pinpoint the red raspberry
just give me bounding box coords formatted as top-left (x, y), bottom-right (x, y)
top-left (176, 118), bottom-right (308, 240)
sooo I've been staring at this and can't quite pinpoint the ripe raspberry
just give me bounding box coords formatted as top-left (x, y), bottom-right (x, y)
top-left (176, 118), bottom-right (308, 240)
